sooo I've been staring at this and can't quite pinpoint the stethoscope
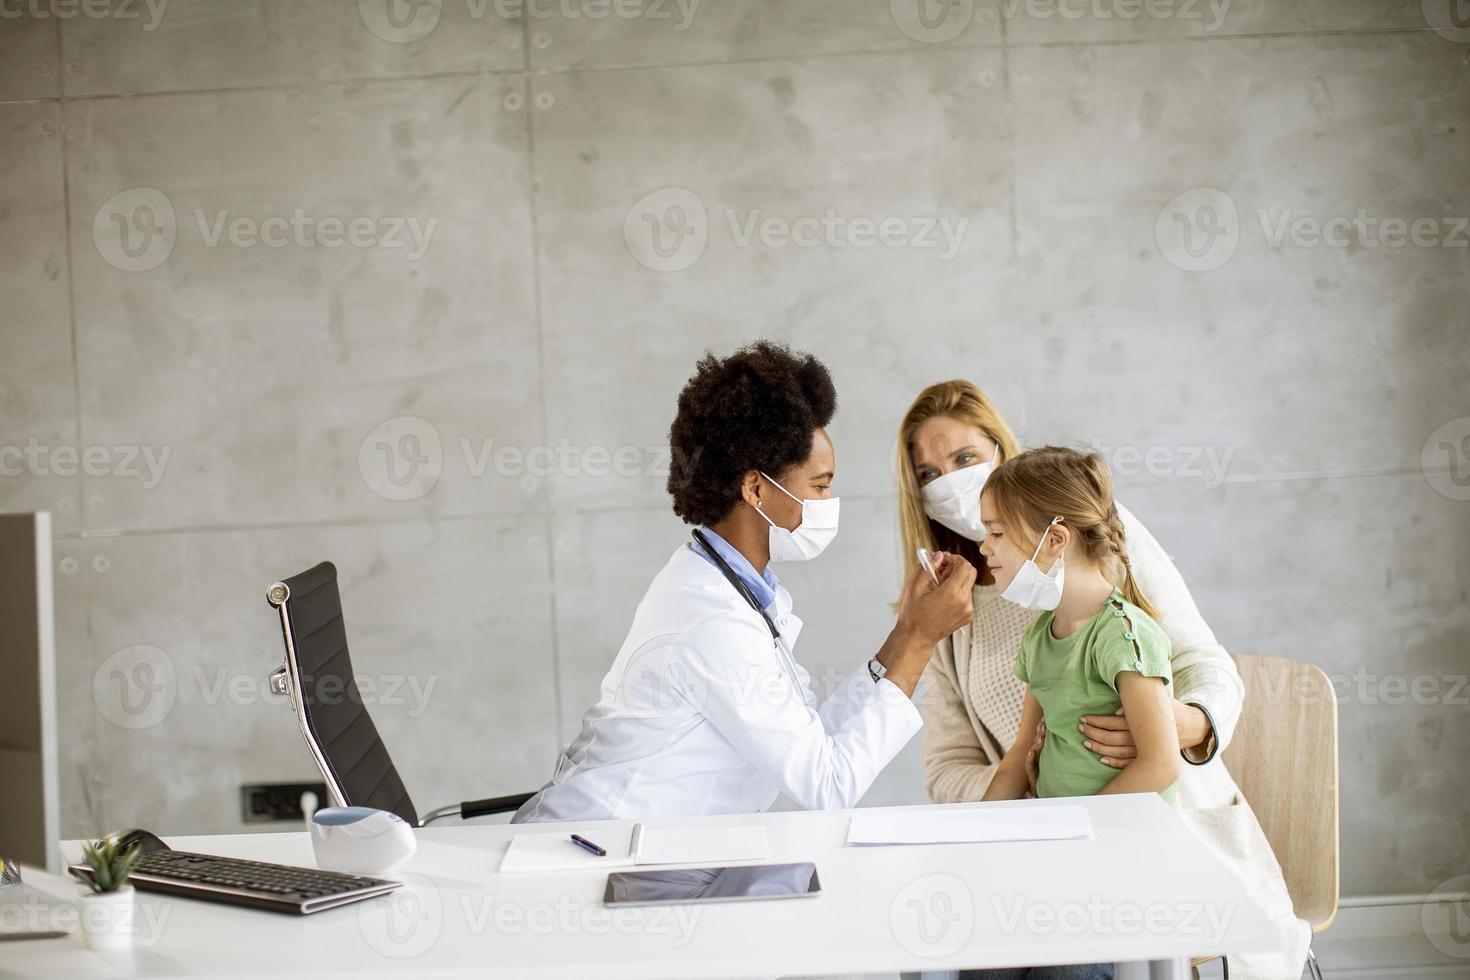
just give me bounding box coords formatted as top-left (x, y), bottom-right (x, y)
top-left (690, 529), bottom-right (781, 640)
top-left (690, 530), bottom-right (814, 706)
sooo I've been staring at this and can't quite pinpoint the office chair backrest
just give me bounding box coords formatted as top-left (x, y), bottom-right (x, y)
top-left (1221, 653), bottom-right (1339, 932)
top-left (267, 562), bottom-right (418, 825)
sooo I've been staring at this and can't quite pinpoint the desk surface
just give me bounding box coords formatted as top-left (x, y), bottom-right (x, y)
top-left (4, 795), bottom-right (1276, 979)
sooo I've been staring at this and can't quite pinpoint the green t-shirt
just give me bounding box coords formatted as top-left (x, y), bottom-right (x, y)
top-left (1014, 589), bottom-right (1178, 805)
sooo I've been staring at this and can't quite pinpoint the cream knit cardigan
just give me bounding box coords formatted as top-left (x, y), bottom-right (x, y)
top-left (919, 503), bottom-right (1311, 979)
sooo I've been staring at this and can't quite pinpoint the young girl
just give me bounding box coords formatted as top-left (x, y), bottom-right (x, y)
top-left (980, 446), bottom-right (1181, 806)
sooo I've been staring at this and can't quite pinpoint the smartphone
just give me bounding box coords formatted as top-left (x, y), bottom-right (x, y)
top-left (603, 862), bottom-right (821, 907)
top-left (916, 548), bottom-right (940, 585)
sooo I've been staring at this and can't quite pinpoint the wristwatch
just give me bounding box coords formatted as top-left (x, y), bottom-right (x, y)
top-left (867, 658), bottom-right (887, 684)
top-left (1182, 701), bottom-right (1220, 765)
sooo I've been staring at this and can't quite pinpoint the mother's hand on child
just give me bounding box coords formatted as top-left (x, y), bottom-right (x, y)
top-left (1080, 701), bottom-right (1211, 768)
top-left (1023, 720), bottom-right (1046, 797)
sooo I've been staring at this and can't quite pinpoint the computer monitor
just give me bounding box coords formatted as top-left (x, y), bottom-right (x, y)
top-left (0, 512), bottom-right (60, 874)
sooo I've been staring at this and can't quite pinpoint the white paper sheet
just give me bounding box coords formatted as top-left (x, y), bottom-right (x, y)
top-left (499, 824), bottom-right (770, 873)
top-left (845, 805), bottom-right (1093, 846)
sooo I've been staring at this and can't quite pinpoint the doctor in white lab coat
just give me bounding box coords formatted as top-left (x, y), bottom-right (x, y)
top-left (515, 341), bottom-right (976, 823)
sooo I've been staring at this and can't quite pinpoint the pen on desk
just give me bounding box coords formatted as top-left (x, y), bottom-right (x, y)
top-left (570, 834), bottom-right (606, 857)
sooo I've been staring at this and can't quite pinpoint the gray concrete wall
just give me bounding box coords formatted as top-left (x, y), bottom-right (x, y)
top-left (0, 0), bottom-right (1465, 897)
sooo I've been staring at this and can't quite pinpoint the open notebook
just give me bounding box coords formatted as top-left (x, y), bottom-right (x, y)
top-left (499, 824), bottom-right (770, 873)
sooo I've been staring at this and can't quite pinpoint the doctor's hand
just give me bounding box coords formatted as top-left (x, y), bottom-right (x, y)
top-left (876, 554), bottom-right (977, 698)
top-left (899, 552), bottom-right (977, 644)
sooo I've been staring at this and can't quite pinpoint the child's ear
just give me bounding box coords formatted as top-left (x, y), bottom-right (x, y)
top-left (1048, 522), bottom-right (1071, 557)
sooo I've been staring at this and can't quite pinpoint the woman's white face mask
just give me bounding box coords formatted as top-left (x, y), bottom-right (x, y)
top-left (754, 472), bottom-right (840, 562)
top-left (920, 457), bottom-right (998, 541)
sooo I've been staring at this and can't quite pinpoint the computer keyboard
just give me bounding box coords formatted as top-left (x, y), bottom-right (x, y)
top-left (77, 848), bottom-right (402, 915)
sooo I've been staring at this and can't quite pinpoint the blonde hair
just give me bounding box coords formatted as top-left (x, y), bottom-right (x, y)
top-left (895, 380), bottom-right (1021, 592)
top-left (982, 446), bottom-right (1157, 618)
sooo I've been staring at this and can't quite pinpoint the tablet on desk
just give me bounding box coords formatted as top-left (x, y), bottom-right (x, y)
top-left (603, 862), bottom-right (820, 907)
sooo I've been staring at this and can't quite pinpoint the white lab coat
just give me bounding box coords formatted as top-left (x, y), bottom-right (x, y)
top-left (513, 543), bottom-right (923, 823)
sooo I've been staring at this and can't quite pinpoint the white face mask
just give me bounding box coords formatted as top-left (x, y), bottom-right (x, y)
top-left (999, 516), bottom-right (1066, 611)
top-left (754, 472), bottom-right (840, 562)
top-left (920, 458), bottom-right (998, 541)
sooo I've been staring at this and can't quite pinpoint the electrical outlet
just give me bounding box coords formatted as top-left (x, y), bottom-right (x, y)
top-left (240, 782), bottom-right (328, 823)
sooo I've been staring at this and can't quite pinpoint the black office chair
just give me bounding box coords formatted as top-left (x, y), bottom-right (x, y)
top-left (265, 561), bottom-right (534, 826)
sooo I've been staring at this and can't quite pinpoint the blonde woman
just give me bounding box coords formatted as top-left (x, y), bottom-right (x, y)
top-left (896, 381), bottom-right (1309, 980)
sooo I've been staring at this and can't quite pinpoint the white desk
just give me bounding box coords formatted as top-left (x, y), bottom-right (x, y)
top-left (4, 795), bottom-right (1276, 979)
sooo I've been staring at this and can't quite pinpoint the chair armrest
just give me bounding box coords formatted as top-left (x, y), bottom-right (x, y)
top-left (418, 792), bottom-right (537, 827)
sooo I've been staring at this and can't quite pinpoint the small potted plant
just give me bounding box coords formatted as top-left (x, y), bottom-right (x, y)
top-left (77, 837), bottom-right (142, 951)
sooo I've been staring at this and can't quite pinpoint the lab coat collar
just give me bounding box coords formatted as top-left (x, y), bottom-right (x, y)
top-left (690, 525), bottom-right (780, 611)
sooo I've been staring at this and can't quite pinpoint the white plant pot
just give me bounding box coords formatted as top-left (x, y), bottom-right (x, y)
top-left (78, 885), bottom-right (136, 951)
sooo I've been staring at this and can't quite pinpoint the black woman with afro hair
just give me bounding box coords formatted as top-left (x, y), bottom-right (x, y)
top-left (513, 341), bottom-right (977, 826)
